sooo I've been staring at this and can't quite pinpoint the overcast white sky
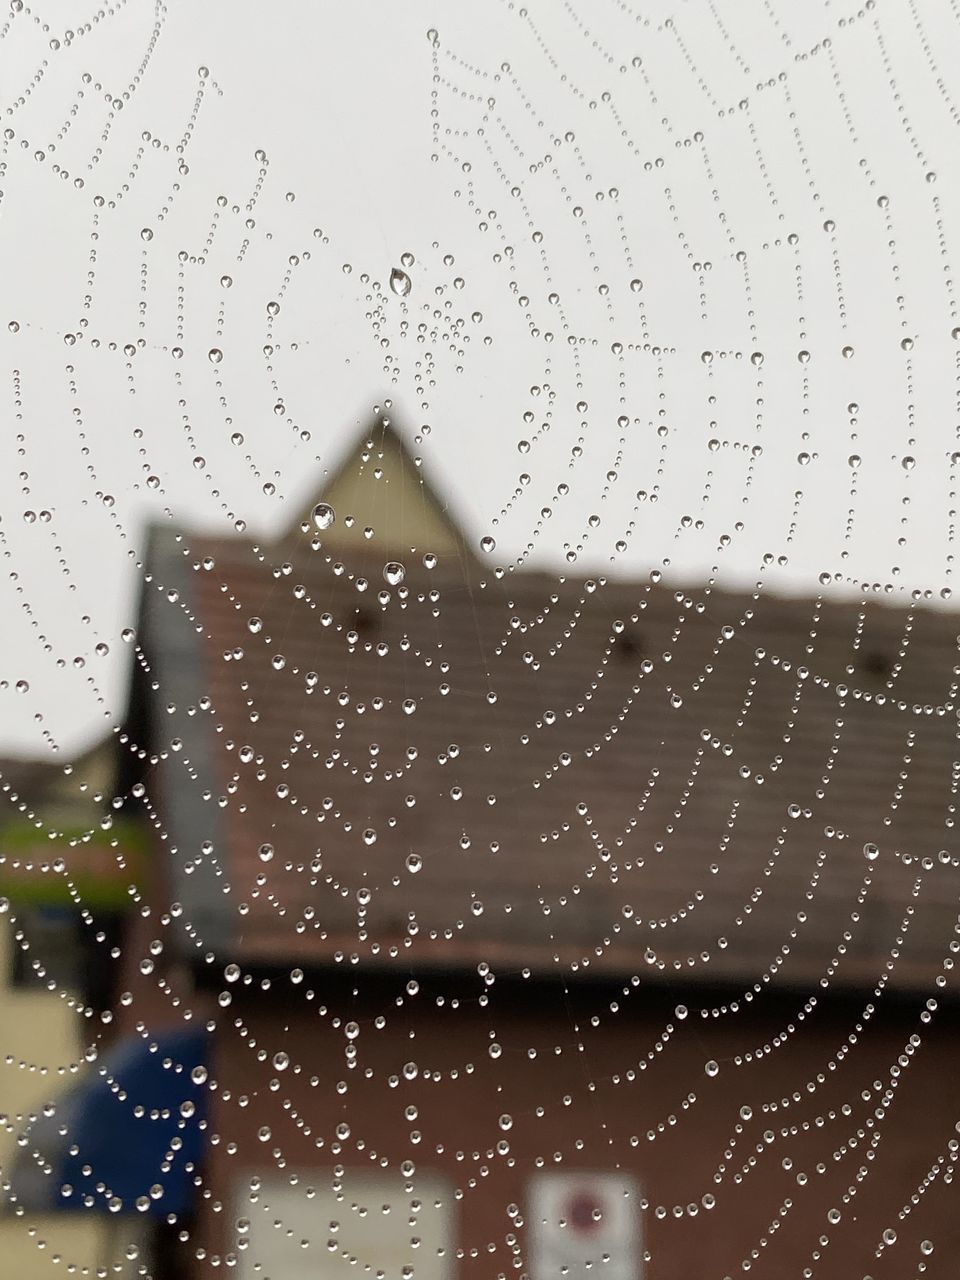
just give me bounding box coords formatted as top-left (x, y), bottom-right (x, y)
top-left (1, 0), bottom-right (959, 757)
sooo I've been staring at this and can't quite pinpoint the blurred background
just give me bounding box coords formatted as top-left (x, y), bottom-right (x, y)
top-left (0, 1), bottom-right (959, 1276)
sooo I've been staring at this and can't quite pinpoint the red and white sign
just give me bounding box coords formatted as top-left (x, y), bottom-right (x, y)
top-left (528, 1172), bottom-right (643, 1279)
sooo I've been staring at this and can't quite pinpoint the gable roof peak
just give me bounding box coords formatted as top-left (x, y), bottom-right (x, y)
top-left (290, 414), bottom-right (475, 563)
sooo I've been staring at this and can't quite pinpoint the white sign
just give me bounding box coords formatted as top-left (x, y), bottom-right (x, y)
top-left (528, 1172), bottom-right (643, 1280)
top-left (234, 1171), bottom-right (453, 1280)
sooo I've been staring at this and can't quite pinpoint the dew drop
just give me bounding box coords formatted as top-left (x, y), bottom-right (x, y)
top-left (312, 502), bottom-right (335, 530)
top-left (390, 267), bottom-right (412, 297)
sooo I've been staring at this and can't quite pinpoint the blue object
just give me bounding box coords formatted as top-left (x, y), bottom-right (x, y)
top-left (8, 1027), bottom-right (208, 1218)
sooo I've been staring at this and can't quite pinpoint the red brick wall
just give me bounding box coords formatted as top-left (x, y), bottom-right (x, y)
top-left (187, 977), bottom-right (960, 1279)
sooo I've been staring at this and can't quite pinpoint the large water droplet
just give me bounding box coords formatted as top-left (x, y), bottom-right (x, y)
top-left (390, 267), bottom-right (412, 297)
top-left (312, 502), bottom-right (335, 530)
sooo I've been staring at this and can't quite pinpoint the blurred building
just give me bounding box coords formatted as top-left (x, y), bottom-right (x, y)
top-left (11, 419), bottom-right (960, 1278)
top-left (0, 741), bottom-right (150, 1276)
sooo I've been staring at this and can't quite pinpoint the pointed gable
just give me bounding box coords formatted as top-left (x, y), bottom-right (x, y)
top-left (294, 417), bottom-right (472, 563)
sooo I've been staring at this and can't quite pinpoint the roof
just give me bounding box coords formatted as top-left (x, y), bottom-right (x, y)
top-left (286, 417), bottom-right (476, 562)
top-left (133, 427), bottom-right (960, 995)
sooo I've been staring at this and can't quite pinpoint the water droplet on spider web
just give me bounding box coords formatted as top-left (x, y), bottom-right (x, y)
top-left (312, 502), bottom-right (335, 530)
top-left (389, 267), bottom-right (412, 297)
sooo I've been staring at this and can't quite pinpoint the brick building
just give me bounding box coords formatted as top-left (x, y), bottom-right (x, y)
top-left (109, 418), bottom-right (960, 1277)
